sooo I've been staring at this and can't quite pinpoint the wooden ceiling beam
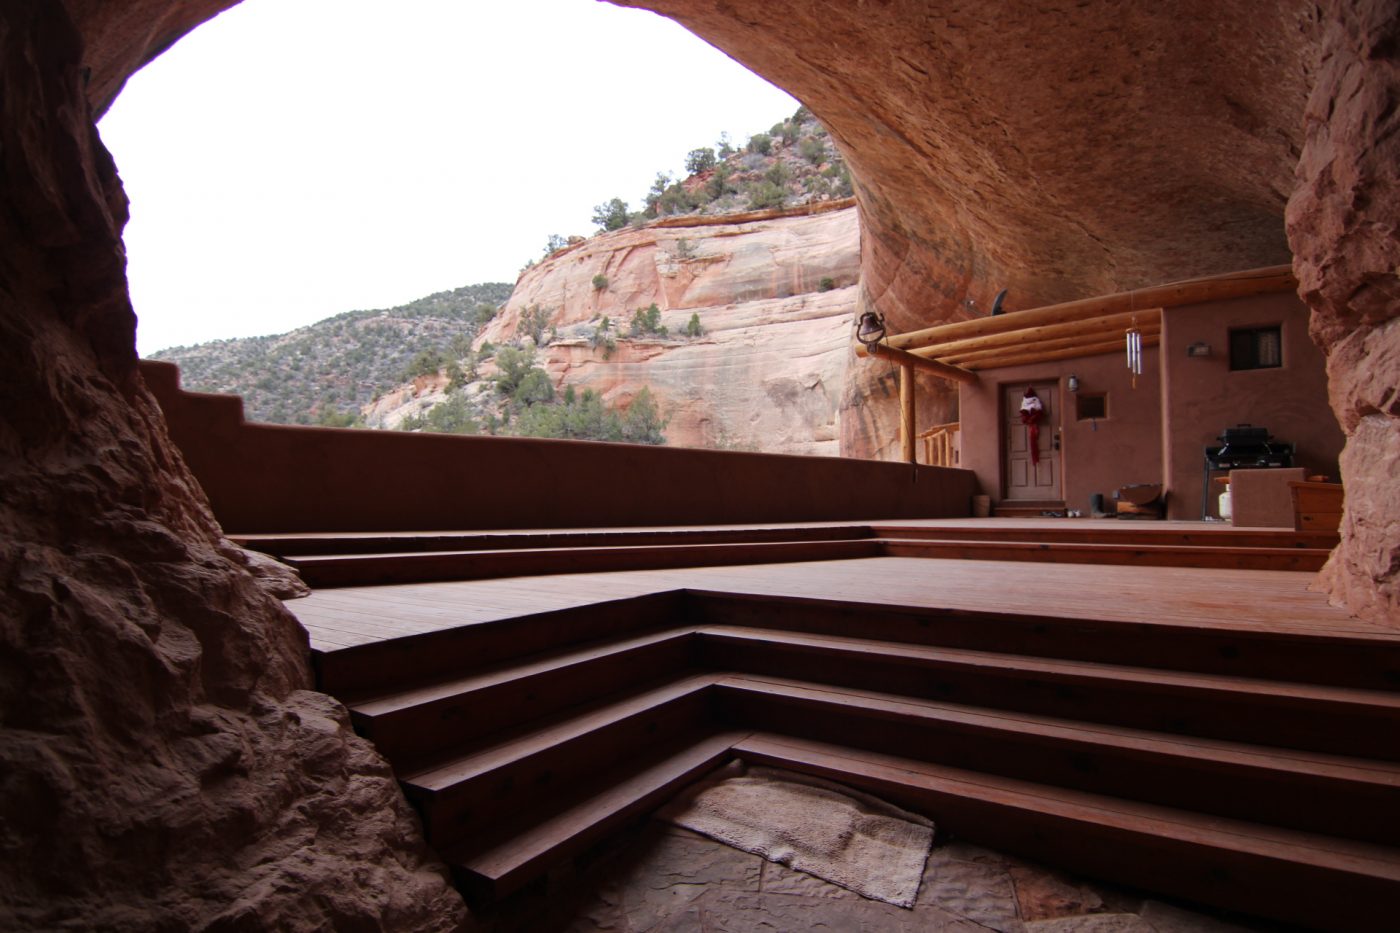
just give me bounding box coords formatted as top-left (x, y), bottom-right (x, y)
top-left (913, 309), bottom-right (1162, 360)
top-left (880, 265), bottom-right (1294, 353)
top-left (943, 323), bottom-right (1162, 366)
top-left (964, 333), bottom-right (1162, 371)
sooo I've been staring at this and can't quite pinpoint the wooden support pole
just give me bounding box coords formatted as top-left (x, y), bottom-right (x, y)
top-left (857, 339), bottom-right (979, 384)
top-left (899, 363), bottom-right (916, 464)
top-left (884, 265), bottom-right (1295, 353)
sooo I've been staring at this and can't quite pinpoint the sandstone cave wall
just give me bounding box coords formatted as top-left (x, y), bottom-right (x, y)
top-left (619, 0), bottom-right (1316, 448)
top-left (0, 4), bottom-right (466, 929)
top-left (1285, 0), bottom-right (1400, 623)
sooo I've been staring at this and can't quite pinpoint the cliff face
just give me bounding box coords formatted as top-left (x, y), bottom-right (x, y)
top-left (478, 204), bottom-right (861, 455)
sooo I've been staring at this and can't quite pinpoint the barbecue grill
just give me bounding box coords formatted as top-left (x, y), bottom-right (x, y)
top-left (1201, 424), bottom-right (1295, 520)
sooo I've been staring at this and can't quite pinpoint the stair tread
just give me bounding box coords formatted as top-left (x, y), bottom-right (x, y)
top-left (733, 732), bottom-right (1400, 878)
top-left (288, 538), bottom-right (875, 564)
top-left (879, 537), bottom-right (1333, 555)
top-left (350, 627), bottom-right (695, 713)
top-left (402, 674), bottom-right (715, 791)
top-left (444, 730), bottom-right (743, 891)
top-left (701, 624), bottom-right (1400, 710)
top-left (239, 525), bottom-right (872, 556)
top-left (716, 674), bottom-right (1400, 785)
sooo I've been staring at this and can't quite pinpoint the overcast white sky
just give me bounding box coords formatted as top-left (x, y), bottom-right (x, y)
top-left (99, 0), bottom-right (797, 355)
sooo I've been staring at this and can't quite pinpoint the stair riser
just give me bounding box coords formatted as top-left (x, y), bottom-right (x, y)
top-left (719, 689), bottom-right (1399, 846)
top-left (407, 691), bottom-right (713, 848)
top-left (352, 639), bottom-right (696, 765)
top-left (447, 733), bottom-right (739, 903)
top-left (316, 592), bottom-right (682, 696)
top-left (881, 540), bottom-right (1329, 572)
top-left (687, 594), bottom-right (1400, 691)
top-left (293, 539), bottom-right (881, 588)
top-left (702, 637), bottom-right (1400, 760)
top-left (734, 742), bottom-right (1396, 933)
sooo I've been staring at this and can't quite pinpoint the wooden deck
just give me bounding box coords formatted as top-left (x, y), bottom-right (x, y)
top-left (290, 555), bottom-right (1388, 652)
top-left (270, 518), bottom-right (1400, 928)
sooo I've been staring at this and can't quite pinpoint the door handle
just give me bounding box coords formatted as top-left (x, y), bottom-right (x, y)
top-left (1053, 430), bottom-right (1062, 451)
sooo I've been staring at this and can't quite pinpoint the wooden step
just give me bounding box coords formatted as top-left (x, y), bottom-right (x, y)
top-left (315, 591), bottom-right (682, 696)
top-left (348, 628), bottom-right (699, 764)
top-left (288, 538), bottom-right (881, 588)
top-left (442, 731), bottom-right (742, 903)
top-left (879, 537), bottom-right (1331, 571)
top-left (684, 590), bottom-right (1400, 691)
top-left (733, 733), bottom-right (1400, 932)
top-left (237, 524), bottom-right (873, 557)
top-left (871, 523), bottom-right (1339, 550)
top-left (697, 625), bottom-right (1400, 760)
top-left (713, 675), bottom-right (1400, 846)
top-left (993, 500), bottom-right (1066, 518)
top-left (400, 677), bottom-right (715, 847)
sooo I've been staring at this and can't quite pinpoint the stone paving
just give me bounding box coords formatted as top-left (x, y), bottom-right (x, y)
top-left (468, 820), bottom-right (1270, 932)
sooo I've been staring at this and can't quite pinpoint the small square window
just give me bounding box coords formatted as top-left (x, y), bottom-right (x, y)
top-left (1076, 393), bottom-right (1107, 420)
top-left (1229, 326), bottom-right (1282, 370)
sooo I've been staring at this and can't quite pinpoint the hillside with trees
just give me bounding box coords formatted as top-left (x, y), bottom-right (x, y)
top-left (149, 283), bottom-right (512, 425)
top-left (151, 105), bottom-right (854, 451)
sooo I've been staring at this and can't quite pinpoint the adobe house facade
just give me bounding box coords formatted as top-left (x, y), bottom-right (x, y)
top-left (959, 289), bottom-right (1346, 519)
top-left (1, 1), bottom-right (1396, 929)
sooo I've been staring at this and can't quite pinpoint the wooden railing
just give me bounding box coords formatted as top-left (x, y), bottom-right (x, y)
top-left (919, 421), bottom-right (960, 467)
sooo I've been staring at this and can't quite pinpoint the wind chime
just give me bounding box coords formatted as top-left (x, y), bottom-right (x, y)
top-left (1125, 294), bottom-right (1143, 389)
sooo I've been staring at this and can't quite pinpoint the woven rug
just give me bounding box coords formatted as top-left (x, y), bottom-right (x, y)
top-left (657, 763), bottom-right (935, 908)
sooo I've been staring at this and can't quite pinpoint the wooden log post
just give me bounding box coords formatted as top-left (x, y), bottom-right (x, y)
top-left (900, 363), bottom-right (916, 464)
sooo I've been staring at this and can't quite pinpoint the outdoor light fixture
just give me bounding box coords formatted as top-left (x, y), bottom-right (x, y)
top-left (1067, 374), bottom-right (1080, 393)
top-left (855, 310), bottom-right (887, 348)
top-left (1187, 341), bottom-right (1212, 358)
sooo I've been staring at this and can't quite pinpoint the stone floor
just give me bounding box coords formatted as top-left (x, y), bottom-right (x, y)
top-left (465, 818), bottom-right (1275, 932)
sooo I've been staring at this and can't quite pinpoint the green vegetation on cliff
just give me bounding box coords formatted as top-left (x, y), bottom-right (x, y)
top-left (586, 105), bottom-right (853, 234)
top-left (149, 282), bottom-right (512, 425)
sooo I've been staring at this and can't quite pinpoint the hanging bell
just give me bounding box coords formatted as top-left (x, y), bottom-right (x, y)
top-left (856, 310), bottom-right (886, 347)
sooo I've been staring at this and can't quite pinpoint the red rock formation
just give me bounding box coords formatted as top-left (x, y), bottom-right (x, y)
top-left (0, 4), bottom-right (465, 929)
top-left (477, 207), bottom-right (860, 455)
top-left (1286, 0), bottom-right (1400, 623)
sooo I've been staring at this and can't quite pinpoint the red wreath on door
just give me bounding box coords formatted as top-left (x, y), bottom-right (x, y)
top-left (1019, 387), bottom-right (1045, 466)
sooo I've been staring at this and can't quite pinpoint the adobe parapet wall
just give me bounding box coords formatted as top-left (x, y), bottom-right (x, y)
top-left (140, 360), bottom-right (974, 534)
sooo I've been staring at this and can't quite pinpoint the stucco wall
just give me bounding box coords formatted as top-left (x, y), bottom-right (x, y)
top-left (1161, 292), bottom-right (1343, 520)
top-left (959, 348), bottom-right (1164, 513)
top-left (141, 361), bottom-right (975, 534)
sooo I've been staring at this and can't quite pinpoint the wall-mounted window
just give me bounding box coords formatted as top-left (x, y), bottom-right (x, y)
top-left (1076, 393), bottom-right (1107, 420)
top-left (1229, 325), bottom-right (1282, 371)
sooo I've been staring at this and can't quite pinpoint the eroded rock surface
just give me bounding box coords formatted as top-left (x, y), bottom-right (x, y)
top-left (619, 0), bottom-right (1324, 464)
top-left (480, 207), bottom-right (860, 455)
top-left (1286, 0), bottom-right (1400, 625)
top-left (0, 4), bottom-right (466, 930)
